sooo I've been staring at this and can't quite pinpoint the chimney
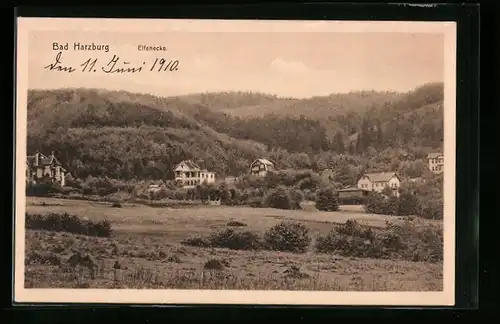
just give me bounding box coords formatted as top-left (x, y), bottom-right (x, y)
top-left (51, 151), bottom-right (55, 161)
top-left (35, 152), bottom-right (39, 166)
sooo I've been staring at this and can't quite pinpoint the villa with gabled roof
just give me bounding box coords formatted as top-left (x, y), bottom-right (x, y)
top-left (26, 151), bottom-right (68, 186)
top-left (357, 171), bottom-right (401, 196)
top-left (250, 158), bottom-right (275, 177)
top-left (173, 160), bottom-right (215, 188)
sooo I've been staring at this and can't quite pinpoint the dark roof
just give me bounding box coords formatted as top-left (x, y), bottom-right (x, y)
top-left (362, 172), bottom-right (399, 183)
top-left (338, 187), bottom-right (370, 192)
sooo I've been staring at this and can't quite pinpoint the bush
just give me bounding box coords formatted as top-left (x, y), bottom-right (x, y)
top-left (419, 199), bottom-right (443, 219)
top-left (25, 212), bottom-right (113, 237)
top-left (262, 186), bottom-right (294, 210)
top-left (182, 228), bottom-right (261, 251)
top-left (181, 236), bottom-right (211, 247)
top-left (396, 191), bottom-right (419, 216)
top-left (314, 218), bottom-right (443, 262)
top-left (289, 188), bottom-right (304, 210)
top-left (364, 193), bottom-right (397, 215)
top-left (111, 202), bottom-right (122, 208)
top-left (227, 220), bottom-right (247, 227)
top-left (26, 182), bottom-right (61, 197)
top-left (204, 258), bottom-right (227, 270)
top-left (315, 233), bottom-right (385, 259)
top-left (247, 196), bottom-right (263, 208)
top-left (208, 228), bottom-right (262, 250)
top-left (315, 187), bottom-right (339, 212)
top-left (263, 221), bottom-right (311, 253)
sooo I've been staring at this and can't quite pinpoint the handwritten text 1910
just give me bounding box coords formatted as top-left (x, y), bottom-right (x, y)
top-left (44, 52), bottom-right (180, 74)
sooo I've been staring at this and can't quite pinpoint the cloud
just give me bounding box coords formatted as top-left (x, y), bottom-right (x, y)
top-left (270, 58), bottom-right (312, 74)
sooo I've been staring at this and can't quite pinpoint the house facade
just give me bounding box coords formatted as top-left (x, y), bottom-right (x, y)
top-left (250, 158), bottom-right (275, 177)
top-left (427, 152), bottom-right (444, 173)
top-left (357, 172), bottom-right (401, 196)
top-left (26, 151), bottom-right (67, 187)
top-left (174, 160), bottom-right (215, 189)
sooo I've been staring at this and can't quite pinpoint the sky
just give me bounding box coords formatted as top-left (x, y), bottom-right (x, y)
top-left (26, 20), bottom-right (445, 98)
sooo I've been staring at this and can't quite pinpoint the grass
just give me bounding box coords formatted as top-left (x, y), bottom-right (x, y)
top-left (24, 197), bottom-right (443, 291)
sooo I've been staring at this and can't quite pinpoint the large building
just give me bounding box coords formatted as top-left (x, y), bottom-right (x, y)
top-left (26, 151), bottom-right (67, 187)
top-left (249, 158), bottom-right (275, 177)
top-left (357, 171), bottom-right (401, 196)
top-left (173, 160), bottom-right (215, 188)
top-left (427, 152), bottom-right (444, 173)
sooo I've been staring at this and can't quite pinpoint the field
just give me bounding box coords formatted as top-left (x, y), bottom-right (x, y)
top-left (24, 197), bottom-right (443, 291)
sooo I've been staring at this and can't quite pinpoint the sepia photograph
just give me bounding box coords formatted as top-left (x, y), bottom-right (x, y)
top-left (15, 18), bottom-right (456, 305)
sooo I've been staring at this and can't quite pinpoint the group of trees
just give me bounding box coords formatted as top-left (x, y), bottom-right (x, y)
top-left (364, 173), bottom-right (443, 219)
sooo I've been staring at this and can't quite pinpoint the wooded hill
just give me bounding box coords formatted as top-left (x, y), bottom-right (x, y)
top-left (26, 82), bottom-right (444, 182)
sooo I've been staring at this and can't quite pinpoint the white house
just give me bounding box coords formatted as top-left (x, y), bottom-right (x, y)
top-left (173, 160), bottom-right (215, 188)
top-left (357, 171), bottom-right (401, 196)
top-left (250, 158), bottom-right (275, 177)
top-left (26, 151), bottom-right (68, 187)
top-left (427, 152), bottom-right (444, 173)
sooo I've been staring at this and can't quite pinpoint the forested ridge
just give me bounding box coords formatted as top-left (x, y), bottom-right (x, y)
top-left (26, 82), bottom-right (443, 183)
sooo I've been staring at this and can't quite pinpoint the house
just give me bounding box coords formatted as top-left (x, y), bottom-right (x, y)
top-left (357, 171), bottom-right (401, 196)
top-left (427, 152), bottom-right (444, 173)
top-left (250, 158), bottom-right (275, 177)
top-left (173, 160), bottom-right (215, 189)
top-left (26, 151), bottom-right (67, 186)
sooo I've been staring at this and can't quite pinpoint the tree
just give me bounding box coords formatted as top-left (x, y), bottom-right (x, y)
top-left (262, 186), bottom-right (293, 210)
top-left (315, 187), bottom-right (339, 212)
top-left (396, 190), bottom-right (419, 216)
top-left (218, 182), bottom-right (231, 205)
top-left (332, 132), bottom-right (345, 153)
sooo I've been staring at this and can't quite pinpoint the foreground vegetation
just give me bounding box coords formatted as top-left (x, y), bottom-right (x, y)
top-left (24, 198), bottom-right (443, 291)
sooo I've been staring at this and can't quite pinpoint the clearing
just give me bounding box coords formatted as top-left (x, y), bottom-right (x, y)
top-left (23, 197), bottom-right (443, 291)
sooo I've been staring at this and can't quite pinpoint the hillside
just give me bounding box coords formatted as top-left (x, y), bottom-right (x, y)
top-left (26, 83), bottom-right (443, 181)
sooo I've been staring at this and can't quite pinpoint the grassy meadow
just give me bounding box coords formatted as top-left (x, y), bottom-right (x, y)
top-left (24, 197), bottom-right (443, 291)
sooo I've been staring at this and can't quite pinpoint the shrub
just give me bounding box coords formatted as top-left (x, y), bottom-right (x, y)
top-left (289, 188), bottom-right (304, 210)
top-left (25, 213), bottom-right (113, 237)
top-left (263, 221), bottom-right (311, 253)
top-left (419, 199), bottom-right (443, 219)
top-left (181, 236), bottom-right (211, 247)
top-left (315, 233), bottom-right (385, 259)
top-left (314, 218), bottom-right (443, 262)
top-left (227, 220), bottom-right (247, 227)
top-left (111, 202), bottom-right (122, 208)
top-left (262, 186), bottom-right (294, 210)
top-left (26, 251), bottom-right (62, 266)
top-left (315, 187), bottom-right (339, 212)
top-left (208, 228), bottom-right (262, 250)
top-left (204, 259), bottom-right (227, 270)
top-left (247, 196), bottom-right (263, 208)
top-left (26, 182), bottom-right (61, 197)
top-left (396, 191), bottom-right (419, 216)
top-left (364, 193), bottom-right (397, 215)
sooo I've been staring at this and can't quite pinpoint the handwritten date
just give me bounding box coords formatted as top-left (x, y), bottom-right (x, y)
top-left (44, 51), bottom-right (179, 74)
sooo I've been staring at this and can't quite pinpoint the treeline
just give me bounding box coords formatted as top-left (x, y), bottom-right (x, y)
top-left (27, 168), bottom-right (443, 220)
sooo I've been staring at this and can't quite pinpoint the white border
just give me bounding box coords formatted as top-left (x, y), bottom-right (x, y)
top-left (14, 18), bottom-right (457, 306)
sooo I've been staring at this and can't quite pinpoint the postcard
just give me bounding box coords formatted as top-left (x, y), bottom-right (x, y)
top-left (14, 18), bottom-right (457, 305)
